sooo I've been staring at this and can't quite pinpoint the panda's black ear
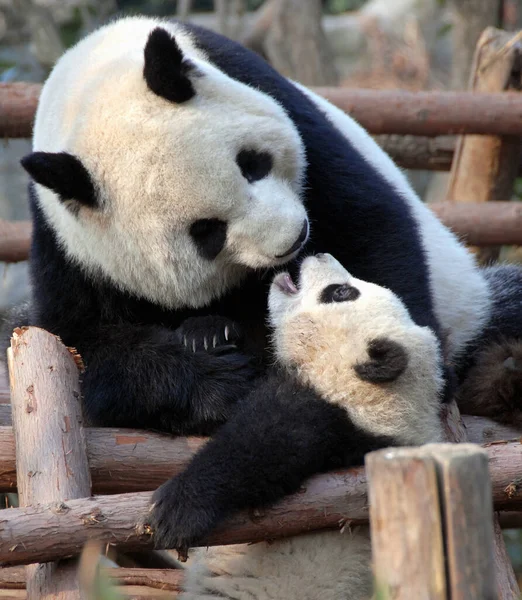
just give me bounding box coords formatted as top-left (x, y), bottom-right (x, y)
top-left (143, 27), bottom-right (196, 103)
top-left (20, 152), bottom-right (97, 208)
top-left (354, 338), bottom-right (408, 384)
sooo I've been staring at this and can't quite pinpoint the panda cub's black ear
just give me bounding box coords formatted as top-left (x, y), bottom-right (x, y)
top-left (20, 152), bottom-right (97, 209)
top-left (354, 338), bottom-right (408, 384)
top-left (143, 27), bottom-right (196, 103)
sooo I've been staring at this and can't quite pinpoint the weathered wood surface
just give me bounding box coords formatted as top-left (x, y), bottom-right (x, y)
top-left (0, 467), bottom-right (369, 567)
top-left (442, 400), bottom-right (519, 600)
top-left (433, 445), bottom-right (496, 600)
top-left (5, 82), bottom-right (522, 138)
top-left (446, 27), bottom-right (522, 264)
top-left (368, 444), bottom-right (498, 599)
top-left (8, 327), bottom-right (91, 599)
top-left (0, 567), bottom-right (183, 592)
top-left (1, 435), bottom-right (522, 567)
top-left (0, 220), bottom-right (31, 264)
top-left (366, 448), bottom-right (447, 600)
top-left (0, 413), bottom-right (518, 494)
top-left (0, 406), bottom-right (518, 494)
top-left (0, 84), bottom-right (40, 139)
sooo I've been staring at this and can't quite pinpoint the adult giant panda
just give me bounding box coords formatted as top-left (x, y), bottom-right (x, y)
top-left (148, 253), bottom-right (444, 599)
top-left (11, 15), bottom-right (490, 437)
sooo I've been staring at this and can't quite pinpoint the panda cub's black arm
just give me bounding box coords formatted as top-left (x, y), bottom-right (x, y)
top-left (149, 371), bottom-right (393, 551)
top-left (79, 320), bottom-right (259, 435)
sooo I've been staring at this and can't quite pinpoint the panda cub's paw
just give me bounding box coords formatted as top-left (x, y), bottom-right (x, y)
top-left (176, 316), bottom-right (243, 354)
top-left (148, 473), bottom-right (218, 556)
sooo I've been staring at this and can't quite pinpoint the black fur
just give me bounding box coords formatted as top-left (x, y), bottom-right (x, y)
top-left (189, 219), bottom-right (228, 260)
top-left (320, 283), bottom-right (360, 304)
top-left (149, 370), bottom-right (394, 552)
top-left (20, 152), bottom-right (97, 208)
top-left (354, 338), bottom-right (408, 383)
top-left (236, 149), bottom-right (273, 183)
top-left (13, 22), bottom-right (447, 435)
top-left (456, 265), bottom-right (522, 380)
top-left (143, 27), bottom-right (196, 103)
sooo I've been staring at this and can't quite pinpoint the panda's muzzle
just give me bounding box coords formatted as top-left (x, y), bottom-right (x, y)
top-left (275, 220), bottom-right (309, 259)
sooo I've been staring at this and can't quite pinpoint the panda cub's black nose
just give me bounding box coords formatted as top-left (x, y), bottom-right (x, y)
top-left (276, 220), bottom-right (309, 259)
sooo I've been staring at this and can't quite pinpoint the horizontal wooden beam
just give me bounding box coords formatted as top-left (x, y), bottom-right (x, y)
top-left (0, 566), bottom-right (183, 593)
top-left (3, 82), bottom-right (522, 138)
top-left (0, 404), bottom-right (516, 494)
top-left (0, 439), bottom-right (522, 567)
top-left (316, 88), bottom-right (522, 136)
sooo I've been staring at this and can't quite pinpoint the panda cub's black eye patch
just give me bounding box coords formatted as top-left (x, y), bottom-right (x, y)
top-left (320, 283), bottom-right (360, 304)
top-left (190, 218), bottom-right (227, 260)
top-left (236, 150), bottom-right (273, 183)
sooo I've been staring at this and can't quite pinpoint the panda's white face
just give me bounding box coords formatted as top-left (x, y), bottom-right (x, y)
top-left (26, 18), bottom-right (308, 309)
top-left (268, 254), bottom-right (444, 445)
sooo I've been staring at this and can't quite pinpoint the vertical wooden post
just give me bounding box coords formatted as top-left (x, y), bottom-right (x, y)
top-left (445, 27), bottom-right (522, 263)
top-left (441, 401), bottom-right (520, 600)
top-left (431, 445), bottom-right (496, 600)
top-left (7, 327), bottom-right (92, 600)
top-left (366, 448), bottom-right (447, 600)
top-left (367, 444), bottom-right (497, 600)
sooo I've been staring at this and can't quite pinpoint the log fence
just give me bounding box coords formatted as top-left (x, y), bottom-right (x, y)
top-left (2, 24), bottom-right (522, 600)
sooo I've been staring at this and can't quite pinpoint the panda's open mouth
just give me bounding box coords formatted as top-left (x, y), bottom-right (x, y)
top-left (273, 272), bottom-right (299, 295)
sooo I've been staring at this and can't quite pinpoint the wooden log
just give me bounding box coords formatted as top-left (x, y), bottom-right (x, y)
top-left (431, 444), bottom-right (496, 600)
top-left (7, 82), bottom-right (522, 138)
top-left (0, 467), bottom-right (369, 567)
top-left (314, 88), bottom-right (522, 136)
top-left (446, 27), bottom-right (522, 264)
top-left (0, 567), bottom-right (183, 593)
top-left (2, 436), bottom-right (522, 567)
top-left (0, 221), bottom-right (32, 264)
top-left (366, 447), bottom-right (447, 600)
top-left (8, 328), bottom-right (92, 599)
top-left (0, 413), bottom-right (517, 494)
top-left (0, 84), bottom-right (40, 139)
top-left (442, 399), bottom-right (519, 599)
top-left (430, 200), bottom-right (522, 246)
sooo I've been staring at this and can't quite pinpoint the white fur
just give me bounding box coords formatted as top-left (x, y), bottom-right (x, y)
top-left (291, 82), bottom-right (492, 361)
top-left (32, 17), bottom-right (307, 309)
top-left (181, 254), bottom-right (443, 600)
top-left (182, 529), bottom-right (372, 600)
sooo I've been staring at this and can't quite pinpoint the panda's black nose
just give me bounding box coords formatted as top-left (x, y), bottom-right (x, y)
top-left (276, 219), bottom-right (309, 259)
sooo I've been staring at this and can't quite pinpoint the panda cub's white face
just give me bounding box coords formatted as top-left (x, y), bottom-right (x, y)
top-left (268, 254), bottom-right (444, 445)
top-left (26, 17), bottom-right (308, 309)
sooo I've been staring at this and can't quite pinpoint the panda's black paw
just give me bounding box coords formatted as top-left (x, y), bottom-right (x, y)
top-left (147, 474), bottom-right (219, 556)
top-left (176, 316), bottom-right (243, 354)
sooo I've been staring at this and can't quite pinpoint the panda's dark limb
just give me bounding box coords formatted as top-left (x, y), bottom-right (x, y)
top-left (79, 322), bottom-right (260, 436)
top-left (148, 371), bottom-right (394, 552)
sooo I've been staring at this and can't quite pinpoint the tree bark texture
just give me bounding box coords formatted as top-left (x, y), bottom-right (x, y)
top-left (1, 437), bottom-right (522, 567)
top-left (8, 327), bottom-right (91, 599)
top-left (7, 82), bottom-right (522, 138)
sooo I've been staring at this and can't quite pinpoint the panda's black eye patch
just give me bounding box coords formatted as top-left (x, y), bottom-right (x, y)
top-left (320, 283), bottom-right (360, 304)
top-left (190, 219), bottom-right (227, 260)
top-left (236, 150), bottom-right (273, 183)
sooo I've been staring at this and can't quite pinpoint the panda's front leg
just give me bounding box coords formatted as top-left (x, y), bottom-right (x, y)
top-left (79, 319), bottom-right (260, 435)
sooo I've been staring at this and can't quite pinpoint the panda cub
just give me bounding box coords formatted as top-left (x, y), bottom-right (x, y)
top-left (150, 253), bottom-right (444, 600)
